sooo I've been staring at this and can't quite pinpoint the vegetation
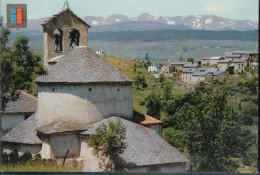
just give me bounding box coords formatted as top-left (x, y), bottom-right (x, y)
top-left (104, 55), bottom-right (258, 172)
top-left (0, 27), bottom-right (45, 109)
top-left (89, 121), bottom-right (127, 172)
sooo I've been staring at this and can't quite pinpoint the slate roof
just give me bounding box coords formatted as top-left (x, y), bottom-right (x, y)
top-left (2, 90), bottom-right (37, 113)
top-left (1, 113), bottom-right (42, 145)
top-left (35, 47), bottom-right (134, 84)
top-left (183, 63), bottom-right (198, 68)
top-left (133, 110), bottom-right (162, 125)
top-left (41, 8), bottom-right (91, 28)
top-left (212, 71), bottom-right (224, 76)
top-left (182, 70), bottom-right (194, 73)
top-left (234, 59), bottom-right (246, 63)
top-left (226, 55), bottom-right (241, 58)
top-left (80, 116), bottom-right (188, 166)
top-left (198, 68), bottom-right (218, 73)
top-left (218, 60), bottom-right (230, 63)
top-left (170, 61), bottom-right (186, 65)
top-left (36, 120), bottom-right (90, 134)
top-left (192, 71), bottom-right (210, 76)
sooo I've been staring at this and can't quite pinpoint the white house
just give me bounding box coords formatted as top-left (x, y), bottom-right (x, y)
top-left (234, 59), bottom-right (246, 73)
top-left (148, 63), bottom-right (161, 73)
top-left (218, 60), bottom-right (232, 72)
top-left (95, 49), bottom-right (105, 56)
top-left (1, 90), bottom-right (37, 135)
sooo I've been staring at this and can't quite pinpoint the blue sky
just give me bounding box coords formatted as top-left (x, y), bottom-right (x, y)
top-left (0, 0), bottom-right (259, 21)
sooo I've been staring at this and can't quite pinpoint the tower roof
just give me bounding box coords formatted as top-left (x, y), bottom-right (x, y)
top-left (35, 47), bottom-right (134, 84)
top-left (40, 8), bottom-right (91, 28)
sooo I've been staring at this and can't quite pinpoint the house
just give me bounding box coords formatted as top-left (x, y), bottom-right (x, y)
top-left (95, 49), bottom-right (105, 56)
top-left (225, 55), bottom-right (241, 62)
top-left (234, 59), bottom-right (246, 73)
top-left (212, 71), bottom-right (225, 81)
top-left (169, 61), bottom-right (186, 72)
top-left (201, 56), bottom-right (222, 67)
top-left (1, 90), bottom-right (37, 135)
top-left (182, 62), bottom-right (198, 72)
top-left (181, 70), bottom-right (193, 84)
top-left (148, 63), bottom-right (161, 73)
top-left (160, 65), bottom-right (174, 74)
top-left (2, 4), bottom-right (188, 173)
top-left (250, 62), bottom-right (258, 69)
top-left (191, 71), bottom-right (212, 84)
top-left (218, 60), bottom-right (232, 72)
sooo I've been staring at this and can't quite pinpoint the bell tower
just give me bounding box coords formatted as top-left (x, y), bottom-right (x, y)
top-left (41, 2), bottom-right (91, 67)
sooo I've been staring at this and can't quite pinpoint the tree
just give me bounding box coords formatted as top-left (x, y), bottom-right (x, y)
top-left (0, 28), bottom-right (46, 110)
top-left (89, 120), bottom-right (127, 172)
top-left (145, 91), bottom-right (161, 119)
top-left (179, 55), bottom-right (183, 62)
top-left (162, 86), bottom-right (247, 172)
top-left (145, 53), bottom-right (148, 61)
top-left (163, 81), bottom-right (172, 100)
top-left (135, 73), bottom-right (147, 89)
top-left (187, 57), bottom-right (194, 63)
top-left (159, 74), bottom-right (165, 86)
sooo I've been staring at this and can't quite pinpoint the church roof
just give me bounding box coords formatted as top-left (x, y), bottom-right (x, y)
top-left (80, 116), bottom-right (188, 167)
top-left (35, 47), bottom-right (134, 84)
top-left (1, 113), bottom-right (42, 145)
top-left (41, 8), bottom-right (91, 28)
top-left (2, 90), bottom-right (37, 114)
top-left (36, 120), bottom-right (90, 135)
top-left (133, 110), bottom-right (162, 125)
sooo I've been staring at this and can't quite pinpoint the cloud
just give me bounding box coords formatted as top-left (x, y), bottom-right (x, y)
top-left (203, 0), bottom-right (245, 14)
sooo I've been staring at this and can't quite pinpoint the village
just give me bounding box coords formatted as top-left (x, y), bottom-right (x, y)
top-left (148, 50), bottom-right (258, 90)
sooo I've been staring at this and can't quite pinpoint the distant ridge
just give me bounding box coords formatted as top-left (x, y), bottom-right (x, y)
top-left (9, 13), bottom-right (258, 33)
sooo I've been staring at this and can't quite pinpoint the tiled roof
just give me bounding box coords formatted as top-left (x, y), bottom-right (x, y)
top-left (41, 9), bottom-right (90, 28)
top-left (2, 90), bottom-right (37, 113)
top-left (133, 110), bottom-right (162, 125)
top-left (1, 113), bottom-right (42, 145)
top-left (36, 120), bottom-right (90, 134)
top-left (80, 116), bottom-right (188, 166)
top-left (35, 47), bottom-right (134, 84)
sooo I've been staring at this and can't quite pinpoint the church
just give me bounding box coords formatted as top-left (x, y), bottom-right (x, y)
top-left (2, 4), bottom-right (188, 173)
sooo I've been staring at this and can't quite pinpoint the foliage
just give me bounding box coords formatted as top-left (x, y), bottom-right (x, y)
top-left (187, 57), bottom-right (194, 63)
top-left (135, 73), bottom-right (147, 89)
top-left (163, 81), bottom-right (172, 100)
top-left (145, 91), bottom-right (161, 119)
top-left (159, 74), bottom-right (165, 87)
top-left (227, 67), bottom-right (234, 74)
top-left (89, 121), bottom-right (127, 172)
top-left (162, 85), bottom-right (248, 172)
top-left (244, 76), bottom-right (258, 94)
top-left (0, 27), bottom-right (45, 110)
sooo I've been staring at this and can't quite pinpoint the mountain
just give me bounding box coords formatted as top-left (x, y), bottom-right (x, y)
top-left (9, 13), bottom-right (258, 33)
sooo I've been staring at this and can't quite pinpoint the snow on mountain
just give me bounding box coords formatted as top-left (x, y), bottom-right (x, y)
top-left (10, 13), bottom-right (258, 32)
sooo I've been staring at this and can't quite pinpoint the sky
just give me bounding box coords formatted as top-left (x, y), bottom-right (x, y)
top-left (0, 0), bottom-right (259, 21)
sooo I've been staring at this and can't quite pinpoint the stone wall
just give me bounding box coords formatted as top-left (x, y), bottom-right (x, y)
top-left (37, 84), bottom-right (133, 127)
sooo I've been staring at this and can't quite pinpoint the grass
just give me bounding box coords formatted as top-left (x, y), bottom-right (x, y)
top-left (1, 161), bottom-right (80, 172)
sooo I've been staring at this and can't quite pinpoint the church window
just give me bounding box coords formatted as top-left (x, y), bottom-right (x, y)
top-left (68, 29), bottom-right (80, 50)
top-left (54, 29), bottom-right (63, 51)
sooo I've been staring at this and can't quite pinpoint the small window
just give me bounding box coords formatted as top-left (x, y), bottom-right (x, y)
top-left (89, 88), bottom-right (92, 91)
top-left (117, 88), bottom-right (120, 91)
top-left (52, 88), bottom-right (55, 92)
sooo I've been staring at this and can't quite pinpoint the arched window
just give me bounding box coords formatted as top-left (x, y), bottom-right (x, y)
top-left (54, 29), bottom-right (63, 51)
top-left (68, 29), bottom-right (80, 50)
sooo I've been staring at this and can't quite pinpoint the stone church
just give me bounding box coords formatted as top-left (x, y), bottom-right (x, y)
top-left (2, 4), bottom-right (188, 173)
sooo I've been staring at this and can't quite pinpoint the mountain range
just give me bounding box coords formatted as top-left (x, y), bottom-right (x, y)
top-left (9, 13), bottom-right (258, 32)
